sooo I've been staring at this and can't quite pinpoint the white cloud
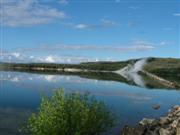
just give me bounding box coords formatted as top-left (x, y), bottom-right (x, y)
top-left (11, 52), bottom-right (21, 58)
top-left (73, 19), bottom-right (117, 30)
top-left (173, 13), bottom-right (180, 16)
top-left (30, 56), bottom-right (34, 59)
top-left (124, 45), bottom-right (154, 51)
top-left (74, 24), bottom-right (90, 29)
top-left (59, 0), bottom-right (68, 5)
top-left (0, 51), bottom-right (106, 63)
top-left (0, 51), bottom-right (24, 62)
top-left (159, 41), bottom-right (170, 46)
top-left (0, 0), bottom-right (66, 27)
top-left (101, 19), bottom-right (117, 26)
top-left (44, 55), bottom-right (56, 63)
top-left (0, 40), bottom-right (157, 63)
top-left (10, 40), bottom-right (155, 53)
top-left (38, 55), bottom-right (100, 63)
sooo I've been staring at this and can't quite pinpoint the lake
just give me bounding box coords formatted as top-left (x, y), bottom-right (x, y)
top-left (0, 71), bottom-right (180, 135)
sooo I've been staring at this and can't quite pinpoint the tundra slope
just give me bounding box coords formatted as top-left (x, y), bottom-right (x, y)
top-left (143, 58), bottom-right (180, 85)
top-left (114, 58), bottom-right (180, 89)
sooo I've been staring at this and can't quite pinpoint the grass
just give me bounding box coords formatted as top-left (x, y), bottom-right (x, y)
top-left (144, 57), bottom-right (180, 84)
top-left (0, 59), bottom-right (137, 71)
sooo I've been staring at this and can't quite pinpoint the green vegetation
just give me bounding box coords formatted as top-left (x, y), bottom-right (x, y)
top-left (0, 59), bottom-right (136, 71)
top-left (139, 72), bottom-right (171, 89)
top-left (144, 58), bottom-right (180, 84)
top-left (25, 90), bottom-right (115, 135)
top-left (2, 68), bottom-right (128, 84)
top-left (1, 57), bottom-right (179, 74)
top-left (1, 57), bottom-right (180, 86)
top-left (78, 72), bottom-right (128, 83)
top-left (79, 60), bottom-right (136, 71)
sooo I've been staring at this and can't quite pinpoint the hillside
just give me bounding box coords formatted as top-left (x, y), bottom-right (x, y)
top-left (0, 59), bottom-right (137, 71)
top-left (143, 57), bottom-right (180, 84)
top-left (1, 57), bottom-right (180, 88)
top-left (1, 57), bottom-right (179, 74)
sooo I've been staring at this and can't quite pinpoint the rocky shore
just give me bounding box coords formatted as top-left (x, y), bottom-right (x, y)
top-left (121, 105), bottom-right (180, 135)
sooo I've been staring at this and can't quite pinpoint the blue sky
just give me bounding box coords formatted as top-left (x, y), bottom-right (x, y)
top-left (0, 0), bottom-right (180, 63)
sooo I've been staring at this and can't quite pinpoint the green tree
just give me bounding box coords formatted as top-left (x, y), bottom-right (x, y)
top-left (25, 90), bottom-right (115, 135)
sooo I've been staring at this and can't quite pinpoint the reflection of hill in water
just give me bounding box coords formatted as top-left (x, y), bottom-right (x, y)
top-left (139, 74), bottom-right (172, 89)
top-left (1, 69), bottom-right (179, 90)
top-left (156, 74), bottom-right (180, 84)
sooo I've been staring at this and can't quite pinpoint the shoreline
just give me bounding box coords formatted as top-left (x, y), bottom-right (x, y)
top-left (121, 105), bottom-right (180, 135)
top-left (4, 66), bottom-right (180, 89)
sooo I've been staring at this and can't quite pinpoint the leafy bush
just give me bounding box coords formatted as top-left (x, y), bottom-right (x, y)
top-left (25, 90), bottom-right (115, 135)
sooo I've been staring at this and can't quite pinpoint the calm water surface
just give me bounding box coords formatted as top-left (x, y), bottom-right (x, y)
top-left (0, 71), bottom-right (180, 135)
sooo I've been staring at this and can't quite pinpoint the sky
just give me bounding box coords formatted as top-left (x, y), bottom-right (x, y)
top-left (0, 0), bottom-right (180, 63)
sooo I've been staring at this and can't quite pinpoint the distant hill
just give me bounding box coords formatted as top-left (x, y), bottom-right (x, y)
top-left (0, 57), bottom-right (179, 73)
top-left (0, 57), bottom-right (180, 88)
top-left (143, 57), bottom-right (180, 84)
top-left (0, 59), bottom-right (137, 71)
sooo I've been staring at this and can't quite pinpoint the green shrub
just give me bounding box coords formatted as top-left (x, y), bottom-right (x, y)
top-left (25, 90), bottom-right (115, 135)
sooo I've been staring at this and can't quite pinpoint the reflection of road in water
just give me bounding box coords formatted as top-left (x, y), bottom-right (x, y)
top-left (115, 59), bottom-right (147, 87)
top-left (122, 73), bottom-right (145, 87)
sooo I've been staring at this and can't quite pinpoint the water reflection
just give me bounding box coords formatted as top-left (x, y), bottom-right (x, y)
top-left (1, 69), bottom-right (178, 89)
top-left (0, 107), bottom-right (32, 135)
top-left (0, 72), bottom-right (152, 104)
top-left (0, 71), bottom-right (180, 135)
top-left (0, 72), bottom-right (99, 84)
